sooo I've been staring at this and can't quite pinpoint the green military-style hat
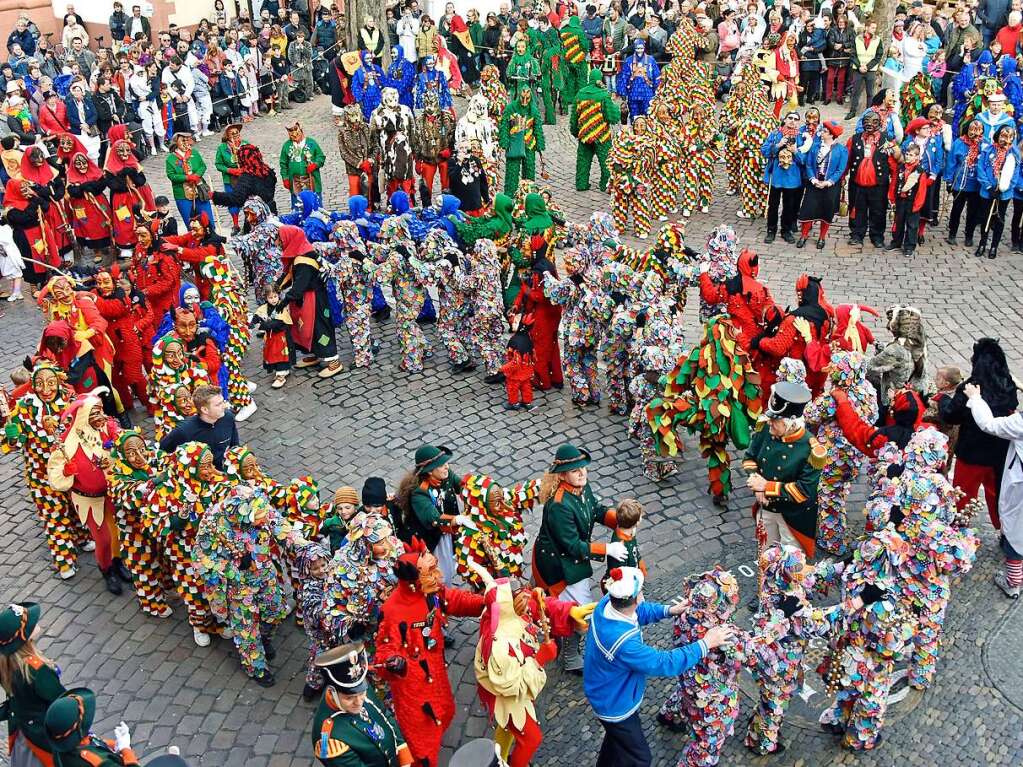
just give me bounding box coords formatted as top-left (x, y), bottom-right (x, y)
top-left (414, 445), bottom-right (453, 475)
top-left (44, 688), bottom-right (96, 752)
top-left (549, 444), bottom-right (591, 473)
top-left (0, 602), bottom-right (40, 656)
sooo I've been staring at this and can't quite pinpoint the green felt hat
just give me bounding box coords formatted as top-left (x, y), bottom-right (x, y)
top-left (45, 688), bottom-right (96, 753)
top-left (414, 444), bottom-right (453, 475)
top-left (0, 602), bottom-right (40, 656)
top-left (549, 444), bottom-right (591, 473)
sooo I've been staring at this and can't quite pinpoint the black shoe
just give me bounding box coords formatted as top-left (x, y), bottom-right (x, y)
top-left (459, 361), bottom-right (477, 372)
top-left (504, 402), bottom-right (522, 410)
top-left (416, 315), bottom-right (437, 325)
top-left (988, 246), bottom-right (997, 259)
top-left (821, 722), bottom-right (845, 736)
top-left (975, 242), bottom-right (987, 258)
top-left (946, 234), bottom-right (957, 245)
top-left (917, 233), bottom-right (925, 244)
top-left (1014, 242), bottom-right (1023, 253)
top-left (964, 235), bottom-right (974, 247)
top-left (870, 238), bottom-right (885, 249)
top-left (796, 237), bottom-right (807, 248)
top-left (712, 493), bottom-right (728, 509)
top-left (656, 712), bottom-right (688, 733)
top-left (847, 236), bottom-right (863, 246)
top-left (113, 558), bottom-right (133, 583)
top-left (816, 239), bottom-right (826, 250)
top-left (522, 402), bottom-right (535, 411)
top-left (302, 683), bottom-right (321, 702)
top-left (781, 231), bottom-right (795, 244)
top-left (251, 670), bottom-right (276, 688)
top-left (902, 247), bottom-right (915, 257)
top-left (764, 232), bottom-right (776, 244)
top-left (262, 634), bottom-right (277, 661)
top-left (484, 372), bottom-right (505, 384)
top-left (551, 382), bottom-right (564, 390)
top-left (372, 307), bottom-right (392, 321)
top-left (844, 112), bottom-right (857, 121)
top-left (885, 242), bottom-right (901, 251)
top-left (102, 567), bottom-right (123, 595)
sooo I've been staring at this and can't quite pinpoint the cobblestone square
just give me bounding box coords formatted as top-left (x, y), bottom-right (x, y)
top-left (2, 94), bottom-right (1022, 766)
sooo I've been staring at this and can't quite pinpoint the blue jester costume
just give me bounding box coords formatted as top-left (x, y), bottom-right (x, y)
top-left (385, 45), bottom-right (416, 110)
top-left (352, 51), bottom-right (386, 121)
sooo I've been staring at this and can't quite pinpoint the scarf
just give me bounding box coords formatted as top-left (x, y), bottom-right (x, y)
top-left (963, 137), bottom-right (981, 166)
top-left (5, 103), bottom-right (32, 132)
top-left (993, 145), bottom-right (1010, 177)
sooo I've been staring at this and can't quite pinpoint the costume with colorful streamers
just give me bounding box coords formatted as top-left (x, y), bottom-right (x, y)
top-left (629, 346), bottom-right (681, 481)
top-left (423, 229), bottom-right (473, 367)
top-left (647, 316), bottom-right (763, 498)
top-left (456, 239), bottom-right (507, 377)
top-left (282, 475), bottom-right (322, 627)
top-left (804, 351), bottom-right (879, 556)
top-left (231, 198), bottom-right (283, 302)
top-left (316, 221), bottom-right (374, 368)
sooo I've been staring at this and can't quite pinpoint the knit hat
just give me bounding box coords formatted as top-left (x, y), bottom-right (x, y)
top-left (822, 120), bottom-right (844, 138)
top-left (44, 688), bottom-right (96, 753)
top-left (604, 567), bottom-right (644, 599)
top-left (333, 486), bottom-right (359, 506)
top-left (361, 477), bottom-right (387, 506)
top-left (549, 443), bottom-right (591, 473)
top-left (0, 602), bottom-right (40, 656)
top-left (414, 444), bottom-right (453, 475)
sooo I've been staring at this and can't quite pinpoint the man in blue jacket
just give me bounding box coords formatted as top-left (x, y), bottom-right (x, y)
top-left (583, 566), bottom-right (736, 766)
top-left (760, 111), bottom-right (807, 244)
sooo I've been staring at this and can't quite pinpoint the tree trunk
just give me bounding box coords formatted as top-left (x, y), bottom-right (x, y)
top-left (344, 0), bottom-right (392, 68)
top-left (872, 1), bottom-right (895, 41)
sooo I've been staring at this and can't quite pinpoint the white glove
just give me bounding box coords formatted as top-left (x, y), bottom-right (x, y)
top-left (699, 262), bottom-right (710, 274)
top-left (451, 514), bottom-right (472, 527)
top-left (605, 541), bottom-right (629, 561)
top-left (113, 722), bottom-right (131, 752)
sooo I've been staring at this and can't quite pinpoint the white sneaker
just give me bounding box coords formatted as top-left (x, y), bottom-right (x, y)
top-left (59, 566), bottom-right (77, 580)
top-left (155, 606), bottom-right (173, 618)
top-left (637, 233), bottom-right (648, 240)
top-left (681, 209), bottom-right (692, 217)
top-left (726, 189), bottom-right (737, 196)
top-left (994, 571), bottom-right (1021, 599)
top-left (736, 210), bottom-right (751, 219)
top-left (701, 206), bottom-right (710, 213)
top-left (6, 292), bottom-right (22, 302)
top-left (246, 381), bottom-right (258, 394)
top-left (193, 628), bottom-right (211, 647)
top-left (202, 129), bottom-right (214, 138)
top-left (80, 541), bottom-right (96, 552)
top-left (658, 215), bottom-right (668, 221)
top-left (220, 627), bottom-right (234, 639)
top-left (235, 401), bottom-right (258, 422)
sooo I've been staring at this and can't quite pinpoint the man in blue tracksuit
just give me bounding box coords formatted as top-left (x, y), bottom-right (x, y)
top-left (583, 567), bottom-right (736, 766)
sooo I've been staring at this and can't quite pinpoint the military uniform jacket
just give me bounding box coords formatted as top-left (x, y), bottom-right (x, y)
top-left (54, 736), bottom-right (139, 767)
top-left (533, 482), bottom-right (616, 591)
top-left (743, 426), bottom-right (824, 555)
top-left (2, 656), bottom-right (64, 752)
top-left (312, 688), bottom-right (405, 766)
top-left (406, 472), bottom-right (462, 550)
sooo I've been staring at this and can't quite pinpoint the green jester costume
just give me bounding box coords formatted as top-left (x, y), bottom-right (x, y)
top-left (571, 70), bottom-right (620, 191)
top-left (499, 88), bottom-right (545, 195)
top-left (559, 16), bottom-right (591, 114)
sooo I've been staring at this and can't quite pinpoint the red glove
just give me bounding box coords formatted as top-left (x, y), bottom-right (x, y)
top-left (439, 149), bottom-right (451, 159)
top-left (535, 640), bottom-right (559, 667)
top-left (283, 178), bottom-right (292, 190)
top-left (306, 163), bottom-right (317, 174)
top-left (186, 174), bottom-right (200, 183)
top-left (359, 160), bottom-right (372, 174)
top-left (227, 168), bottom-right (242, 176)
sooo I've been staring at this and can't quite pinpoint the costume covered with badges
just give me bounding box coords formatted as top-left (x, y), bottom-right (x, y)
top-left (193, 486), bottom-right (304, 679)
top-left (374, 539), bottom-right (486, 766)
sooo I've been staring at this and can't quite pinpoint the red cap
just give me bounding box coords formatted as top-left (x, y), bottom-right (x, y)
top-left (906, 117), bottom-right (931, 136)
top-left (823, 120), bottom-right (844, 138)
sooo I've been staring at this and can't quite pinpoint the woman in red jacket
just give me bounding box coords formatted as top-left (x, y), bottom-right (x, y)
top-left (93, 267), bottom-right (153, 415)
top-left (754, 274), bottom-right (834, 396)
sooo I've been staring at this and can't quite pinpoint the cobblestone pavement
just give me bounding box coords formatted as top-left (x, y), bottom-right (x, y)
top-left (2, 94), bottom-right (1023, 766)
